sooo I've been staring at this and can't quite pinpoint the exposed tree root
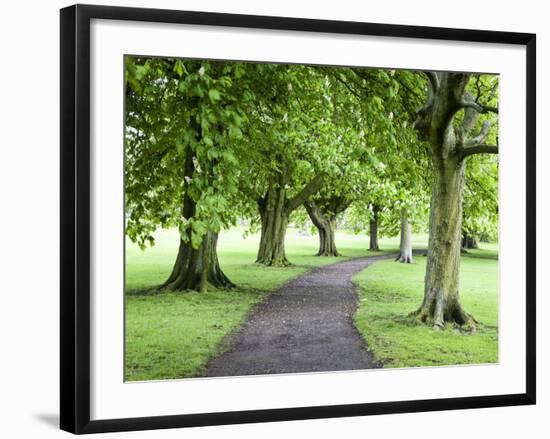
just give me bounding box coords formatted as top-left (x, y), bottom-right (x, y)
top-left (162, 232), bottom-right (235, 293)
top-left (409, 291), bottom-right (479, 331)
top-left (316, 249), bottom-right (341, 257)
top-left (256, 255), bottom-right (292, 267)
top-left (162, 270), bottom-right (235, 292)
top-left (395, 253), bottom-right (413, 264)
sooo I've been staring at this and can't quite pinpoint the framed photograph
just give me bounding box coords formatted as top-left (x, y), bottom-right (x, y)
top-left (60, 4), bottom-right (536, 434)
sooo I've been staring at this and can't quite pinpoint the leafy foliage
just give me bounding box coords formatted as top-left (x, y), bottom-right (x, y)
top-left (125, 57), bottom-right (498, 274)
top-left (125, 57), bottom-right (251, 249)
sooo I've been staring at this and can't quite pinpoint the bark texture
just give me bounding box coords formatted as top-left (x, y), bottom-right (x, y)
top-left (412, 73), bottom-right (497, 328)
top-left (163, 232), bottom-right (233, 291)
top-left (396, 208), bottom-right (413, 263)
top-left (256, 173), bottom-right (324, 266)
top-left (369, 205), bottom-right (380, 251)
top-left (415, 154), bottom-right (471, 327)
top-left (257, 183), bottom-right (291, 266)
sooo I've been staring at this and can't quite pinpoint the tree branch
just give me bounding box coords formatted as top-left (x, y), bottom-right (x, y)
top-left (424, 71), bottom-right (439, 91)
top-left (465, 120), bottom-right (492, 146)
top-left (459, 144), bottom-right (499, 159)
top-left (460, 100), bottom-right (498, 114)
top-left (332, 74), bottom-right (363, 100)
top-left (287, 174), bottom-right (325, 212)
top-left (457, 96), bottom-right (479, 143)
top-left (303, 200), bottom-right (326, 229)
top-left (238, 183), bottom-right (262, 203)
top-left (334, 197), bottom-right (352, 215)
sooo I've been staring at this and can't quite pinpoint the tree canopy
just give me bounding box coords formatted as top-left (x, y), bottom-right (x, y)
top-left (125, 56), bottom-right (499, 328)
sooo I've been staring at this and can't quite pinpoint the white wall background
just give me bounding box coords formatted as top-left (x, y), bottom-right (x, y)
top-left (0, 0), bottom-right (546, 437)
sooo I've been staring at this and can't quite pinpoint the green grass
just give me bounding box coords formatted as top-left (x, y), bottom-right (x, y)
top-left (125, 227), bottom-right (394, 381)
top-left (125, 227), bottom-right (387, 292)
top-left (126, 227), bottom-right (499, 380)
top-left (353, 246), bottom-right (499, 368)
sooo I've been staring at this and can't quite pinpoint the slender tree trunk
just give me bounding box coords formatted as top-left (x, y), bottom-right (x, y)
top-left (396, 208), bottom-right (413, 263)
top-left (256, 183), bottom-right (290, 266)
top-left (413, 155), bottom-right (475, 328)
top-left (369, 206), bottom-right (380, 251)
top-left (304, 200), bottom-right (340, 256)
top-left (162, 150), bottom-right (233, 291)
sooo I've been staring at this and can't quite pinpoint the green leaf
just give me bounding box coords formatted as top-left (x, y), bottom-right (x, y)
top-left (190, 231), bottom-right (202, 249)
top-left (174, 60), bottom-right (186, 77)
top-left (208, 89), bottom-right (222, 103)
top-left (228, 126), bottom-right (242, 140)
top-left (135, 65), bottom-right (148, 80)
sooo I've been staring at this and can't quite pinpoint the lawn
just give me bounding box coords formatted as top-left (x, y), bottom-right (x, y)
top-left (353, 244), bottom-right (499, 368)
top-left (125, 227), bottom-right (392, 381)
top-left (125, 227), bottom-right (498, 381)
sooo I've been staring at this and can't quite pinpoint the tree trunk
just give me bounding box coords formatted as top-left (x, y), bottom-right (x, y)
top-left (411, 72), bottom-right (497, 329)
top-left (162, 150), bottom-right (233, 291)
top-left (163, 231), bottom-right (234, 291)
top-left (414, 155), bottom-right (475, 328)
top-left (396, 208), bottom-right (413, 263)
top-left (461, 232), bottom-right (478, 249)
top-left (255, 172), bottom-right (325, 266)
top-left (304, 200), bottom-right (340, 256)
top-left (369, 206), bottom-right (380, 251)
top-left (256, 184), bottom-right (291, 266)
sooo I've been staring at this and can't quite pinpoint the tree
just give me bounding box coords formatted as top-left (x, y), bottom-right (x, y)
top-left (334, 68), bottom-right (430, 255)
top-left (237, 65), bottom-right (344, 266)
top-left (304, 196), bottom-right (351, 256)
top-left (462, 153), bottom-right (498, 250)
top-left (368, 204), bottom-right (381, 251)
top-left (125, 57), bottom-right (250, 291)
top-left (396, 208), bottom-right (413, 263)
top-left (412, 72), bottom-right (498, 328)
top-left (300, 74), bottom-right (371, 257)
top-left (256, 173), bottom-right (325, 265)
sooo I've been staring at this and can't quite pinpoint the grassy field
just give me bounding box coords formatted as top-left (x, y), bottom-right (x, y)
top-left (125, 227), bottom-right (498, 381)
top-left (353, 244), bottom-right (499, 368)
top-left (125, 227), bottom-right (393, 381)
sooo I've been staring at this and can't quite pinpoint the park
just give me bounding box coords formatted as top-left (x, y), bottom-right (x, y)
top-left (124, 57), bottom-right (499, 381)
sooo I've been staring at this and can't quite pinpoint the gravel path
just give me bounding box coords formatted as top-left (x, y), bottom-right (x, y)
top-left (203, 254), bottom-right (395, 377)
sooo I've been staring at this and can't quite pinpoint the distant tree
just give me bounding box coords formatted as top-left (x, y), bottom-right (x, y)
top-left (462, 153), bottom-right (498, 249)
top-left (236, 65), bottom-right (346, 266)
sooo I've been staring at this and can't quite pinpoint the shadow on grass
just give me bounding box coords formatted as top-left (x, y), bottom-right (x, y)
top-left (463, 249), bottom-right (499, 261)
top-left (125, 284), bottom-right (243, 297)
top-left (385, 313), bottom-right (498, 334)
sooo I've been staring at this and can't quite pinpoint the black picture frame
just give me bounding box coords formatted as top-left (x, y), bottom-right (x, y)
top-left (60, 4), bottom-right (536, 434)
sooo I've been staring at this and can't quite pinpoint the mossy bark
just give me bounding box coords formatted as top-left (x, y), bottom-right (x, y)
top-left (256, 172), bottom-right (325, 266)
top-left (256, 183), bottom-right (291, 266)
top-left (304, 200), bottom-right (340, 256)
top-left (396, 208), bottom-right (413, 263)
top-left (413, 154), bottom-right (475, 328)
top-left (163, 231), bottom-right (234, 291)
top-left (412, 73), bottom-right (491, 328)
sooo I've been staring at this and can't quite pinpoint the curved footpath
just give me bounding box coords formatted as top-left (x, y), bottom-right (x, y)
top-left (203, 253), bottom-right (396, 377)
